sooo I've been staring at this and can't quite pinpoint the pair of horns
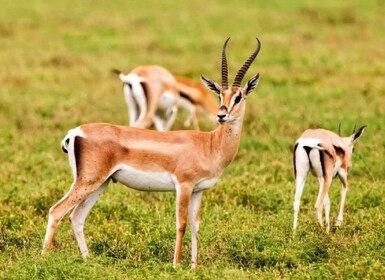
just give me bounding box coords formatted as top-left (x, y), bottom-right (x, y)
top-left (338, 123), bottom-right (365, 136)
top-left (221, 37), bottom-right (261, 88)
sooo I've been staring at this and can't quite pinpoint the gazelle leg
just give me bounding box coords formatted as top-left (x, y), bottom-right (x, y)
top-left (323, 193), bottom-right (331, 233)
top-left (336, 171), bottom-right (349, 227)
top-left (173, 183), bottom-right (192, 267)
top-left (293, 175), bottom-right (307, 231)
top-left (69, 180), bottom-right (109, 257)
top-left (315, 176), bottom-right (332, 231)
top-left (42, 179), bottom-right (104, 254)
top-left (189, 191), bottom-right (203, 269)
top-left (153, 115), bottom-right (166, 131)
top-left (293, 145), bottom-right (310, 231)
top-left (164, 105), bottom-right (178, 131)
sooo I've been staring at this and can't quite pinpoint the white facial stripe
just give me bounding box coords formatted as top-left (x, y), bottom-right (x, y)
top-left (228, 92), bottom-right (241, 112)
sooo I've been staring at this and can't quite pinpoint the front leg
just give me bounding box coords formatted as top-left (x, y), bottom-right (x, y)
top-left (173, 182), bottom-right (192, 267)
top-left (189, 191), bottom-right (203, 269)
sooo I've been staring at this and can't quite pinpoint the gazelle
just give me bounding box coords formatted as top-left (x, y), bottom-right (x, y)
top-left (114, 67), bottom-right (218, 131)
top-left (113, 65), bottom-right (180, 131)
top-left (293, 125), bottom-right (366, 233)
top-left (175, 76), bottom-right (218, 130)
top-left (42, 38), bottom-right (262, 268)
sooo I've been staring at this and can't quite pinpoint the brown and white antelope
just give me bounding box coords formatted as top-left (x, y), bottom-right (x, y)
top-left (293, 125), bottom-right (366, 233)
top-left (42, 38), bottom-right (261, 268)
top-left (175, 76), bottom-right (218, 130)
top-left (114, 67), bottom-right (218, 131)
top-left (113, 65), bottom-right (180, 131)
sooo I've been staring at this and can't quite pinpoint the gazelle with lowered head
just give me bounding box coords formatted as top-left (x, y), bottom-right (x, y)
top-left (293, 125), bottom-right (366, 233)
top-left (113, 65), bottom-right (180, 131)
top-left (42, 38), bottom-right (262, 268)
top-left (175, 76), bottom-right (218, 130)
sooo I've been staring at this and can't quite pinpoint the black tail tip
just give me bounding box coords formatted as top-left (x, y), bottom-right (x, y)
top-left (111, 68), bottom-right (121, 75)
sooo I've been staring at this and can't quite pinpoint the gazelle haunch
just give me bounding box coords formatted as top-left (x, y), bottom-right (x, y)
top-left (293, 125), bottom-right (366, 233)
top-left (113, 65), bottom-right (180, 131)
top-left (42, 38), bottom-right (262, 268)
top-left (175, 76), bottom-right (218, 130)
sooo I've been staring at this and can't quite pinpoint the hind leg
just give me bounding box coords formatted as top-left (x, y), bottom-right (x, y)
top-left (42, 179), bottom-right (105, 254)
top-left (323, 193), bottom-right (331, 233)
top-left (315, 176), bottom-right (332, 231)
top-left (69, 180), bottom-right (109, 257)
top-left (293, 147), bottom-right (310, 231)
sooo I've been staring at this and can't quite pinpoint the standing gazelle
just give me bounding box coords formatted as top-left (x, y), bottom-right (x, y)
top-left (42, 38), bottom-right (261, 268)
top-left (293, 125), bottom-right (366, 233)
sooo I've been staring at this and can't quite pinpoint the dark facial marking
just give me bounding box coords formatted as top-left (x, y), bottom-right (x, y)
top-left (234, 95), bottom-right (241, 105)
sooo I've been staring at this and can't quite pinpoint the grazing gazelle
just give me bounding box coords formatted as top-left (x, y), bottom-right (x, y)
top-left (113, 65), bottom-right (180, 131)
top-left (293, 125), bottom-right (366, 233)
top-left (42, 38), bottom-right (262, 268)
top-left (175, 76), bottom-right (218, 130)
top-left (114, 67), bottom-right (218, 131)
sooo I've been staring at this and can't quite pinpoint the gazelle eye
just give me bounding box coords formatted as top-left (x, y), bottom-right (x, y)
top-left (234, 95), bottom-right (242, 104)
top-left (352, 147), bottom-right (355, 153)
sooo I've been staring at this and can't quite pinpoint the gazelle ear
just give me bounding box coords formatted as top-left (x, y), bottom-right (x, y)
top-left (351, 125), bottom-right (367, 143)
top-left (244, 74), bottom-right (260, 96)
top-left (200, 75), bottom-right (221, 95)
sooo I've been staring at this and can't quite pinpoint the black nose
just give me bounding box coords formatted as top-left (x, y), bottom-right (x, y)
top-left (217, 114), bottom-right (226, 121)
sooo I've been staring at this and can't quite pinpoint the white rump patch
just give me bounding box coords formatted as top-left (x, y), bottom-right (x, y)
top-left (296, 138), bottom-right (322, 149)
top-left (62, 127), bottom-right (85, 179)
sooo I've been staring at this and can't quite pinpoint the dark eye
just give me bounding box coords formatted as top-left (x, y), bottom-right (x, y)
top-left (352, 147), bottom-right (355, 153)
top-left (234, 95), bottom-right (242, 104)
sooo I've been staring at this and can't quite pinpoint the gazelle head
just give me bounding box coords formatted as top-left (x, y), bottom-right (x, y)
top-left (201, 38), bottom-right (261, 124)
top-left (339, 125), bottom-right (367, 170)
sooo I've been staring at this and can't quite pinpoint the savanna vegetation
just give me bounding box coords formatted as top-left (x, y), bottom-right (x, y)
top-left (1, 0), bottom-right (385, 278)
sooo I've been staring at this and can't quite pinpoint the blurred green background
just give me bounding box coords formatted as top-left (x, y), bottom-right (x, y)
top-left (1, 0), bottom-right (385, 278)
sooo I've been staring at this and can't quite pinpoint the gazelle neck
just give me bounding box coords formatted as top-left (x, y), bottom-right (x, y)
top-left (210, 106), bottom-right (245, 169)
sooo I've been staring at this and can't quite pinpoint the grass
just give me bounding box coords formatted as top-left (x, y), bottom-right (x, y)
top-left (1, 0), bottom-right (385, 278)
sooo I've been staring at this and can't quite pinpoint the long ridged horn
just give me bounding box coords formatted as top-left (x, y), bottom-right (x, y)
top-left (232, 38), bottom-right (261, 87)
top-left (338, 123), bottom-right (341, 136)
top-left (352, 124), bottom-right (357, 134)
top-left (221, 37), bottom-right (230, 88)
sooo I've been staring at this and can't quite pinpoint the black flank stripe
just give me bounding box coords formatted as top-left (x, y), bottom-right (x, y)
top-left (179, 91), bottom-right (197, 105)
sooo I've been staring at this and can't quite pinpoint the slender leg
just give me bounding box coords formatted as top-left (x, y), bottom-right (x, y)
top-left (323, 193), bottom-right (331, 233)
top-left (42, 179), bottom-right (104, 254)
top-left (153, 115), bottom-right (166, 131)
top-left (293, 175), bottom-right (307, 231)
top-left (315, 176), bottom-right (332, 231)
top-left (336, 170), bottom-right (349, 227)
top-left (293, 146), bottom-right (310, 231)
top-left (163, 105), bottom-right (178, 131)
top-left (173, 183), bottom-right (192, 267)
top-left (189, 191), bottom-right (203, 269)
top-left (123, 83), bottom-right (138, 126)
top-left (69, 180), bottom-right (109, 257)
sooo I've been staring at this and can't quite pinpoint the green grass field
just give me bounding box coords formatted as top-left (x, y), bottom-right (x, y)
top-left (1, 0), bottom-right (385, 278)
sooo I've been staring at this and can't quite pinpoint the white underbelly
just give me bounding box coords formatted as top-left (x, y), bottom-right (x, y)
top-left (193, 177), bottom-right (220, 192)
top-left (158, 91), bottom-right (177, 110)
top-left (112, 164), bottom-right (176, 192)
